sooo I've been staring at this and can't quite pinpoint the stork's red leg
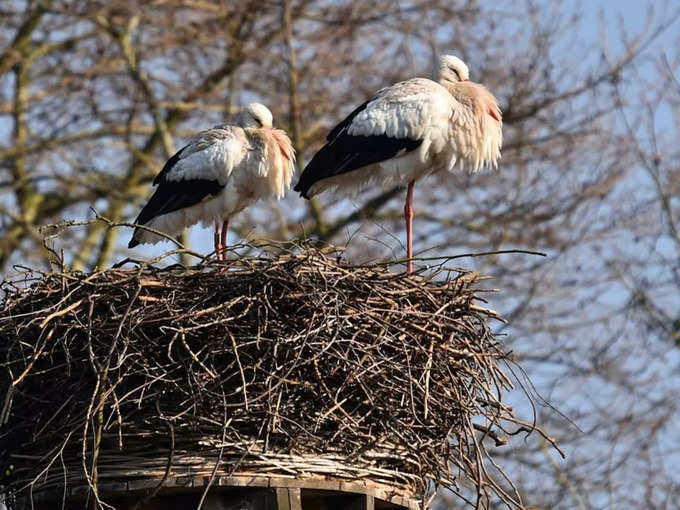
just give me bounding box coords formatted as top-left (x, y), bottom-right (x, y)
top-left (220, 218), bottom-right (229, 260)
top-left (404, 180), bottom-right (415, 274)
top-left (214, 221), bottom-right (222, 261)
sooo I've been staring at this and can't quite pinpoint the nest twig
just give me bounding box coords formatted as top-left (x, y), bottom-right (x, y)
top-left (0, 248), bottom-right (559, 509)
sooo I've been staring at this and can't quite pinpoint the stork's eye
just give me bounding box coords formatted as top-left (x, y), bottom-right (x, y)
top-left (450, 67), bottom-right (461, 80)
top-left (254, 117), bottom-right (263, 127)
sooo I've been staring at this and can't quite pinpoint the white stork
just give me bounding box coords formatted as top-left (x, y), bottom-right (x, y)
top-left (129, 103), bottom-right (295, 259)
top-left (294, 55), bottom-right (502, 273)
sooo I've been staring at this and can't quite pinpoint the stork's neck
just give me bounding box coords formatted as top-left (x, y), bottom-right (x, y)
top-left (439, 78), bottom-right (503, 172)
top-left (441, 79), bottom-right (502, 122)
top-left (439, 79), bottom-right (472, 105)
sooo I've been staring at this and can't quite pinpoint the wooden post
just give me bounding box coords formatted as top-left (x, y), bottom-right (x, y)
top-left (276, 488), bottom-right (302, 510)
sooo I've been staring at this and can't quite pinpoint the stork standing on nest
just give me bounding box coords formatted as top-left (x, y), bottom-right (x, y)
top-left (294, 55), bottom-right (502, 273)
top-left (129, 103), bottom-right (295, 259)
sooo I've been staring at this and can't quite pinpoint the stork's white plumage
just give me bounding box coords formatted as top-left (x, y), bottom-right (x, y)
top-left (294, 55), bottom-right (502, 273)
top-left (129, 103), bottom-right (295, 259)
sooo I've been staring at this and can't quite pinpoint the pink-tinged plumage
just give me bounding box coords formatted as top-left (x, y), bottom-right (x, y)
top-left (295, 55), bottom-right (502, 273)
top-left (129, 103), bottom-right (295, 259)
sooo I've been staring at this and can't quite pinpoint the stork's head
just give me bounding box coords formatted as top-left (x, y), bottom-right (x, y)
top-left (439, 55), bottom-right (470, 83)
top-left (237, 102), bottom-right (273, 128)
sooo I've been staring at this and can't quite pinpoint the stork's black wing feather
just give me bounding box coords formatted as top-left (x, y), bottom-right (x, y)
top-left (128, 178), bottom-right (223, 248)
top-left (294, 132), bottom-right (422, 199)
top-left (153, 144), bottom-right (189, 185)
top-left (325, 99), bottom-right (373, 142)
top-left (295, 96), bottom-right (423, 199)
top-left (129, 143), bottom-right (223, 248)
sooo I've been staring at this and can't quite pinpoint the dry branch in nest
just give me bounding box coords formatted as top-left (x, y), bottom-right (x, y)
top-left (0, 248), bottom-right (559, 509)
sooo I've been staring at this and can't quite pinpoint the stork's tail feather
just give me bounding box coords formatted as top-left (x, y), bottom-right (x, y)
top-left (294, 147), bottom-right (333, 199)
top-left (128, 235), bottom-right (140, 249)
top-left (292, 180), bottom-right (311, 199)
top-left (127, 202), bottom-right (156, 249)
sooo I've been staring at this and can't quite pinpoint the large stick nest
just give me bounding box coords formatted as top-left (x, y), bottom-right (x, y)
top-left (0, 249), bottom-right (554, 508)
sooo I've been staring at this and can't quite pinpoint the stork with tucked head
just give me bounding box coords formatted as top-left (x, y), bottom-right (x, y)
top-left (236, 102), bottom-right (274, 128)
top-left (128, 103), bottom-right (295, 259)
top-left (294, 55), bottom-right (502, 273)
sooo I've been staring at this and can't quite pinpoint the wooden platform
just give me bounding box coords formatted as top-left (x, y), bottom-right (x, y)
top-left (23, 474), bottom-right (421, 509)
